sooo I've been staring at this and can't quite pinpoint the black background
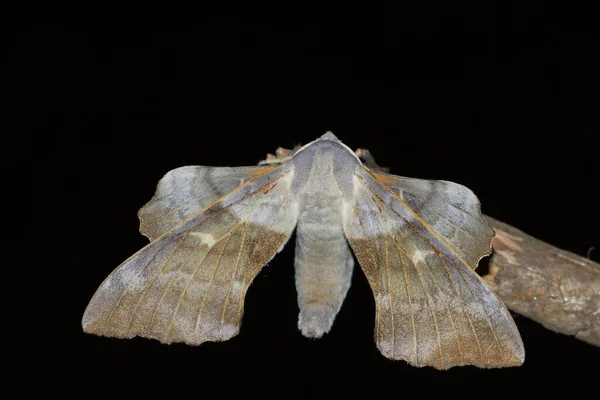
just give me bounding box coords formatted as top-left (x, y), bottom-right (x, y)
top-left (21, 10), bottom-right (598, 398)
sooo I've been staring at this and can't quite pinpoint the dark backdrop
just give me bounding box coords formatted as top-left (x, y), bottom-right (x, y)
top-left (25, 11), bottom-right (598, 398)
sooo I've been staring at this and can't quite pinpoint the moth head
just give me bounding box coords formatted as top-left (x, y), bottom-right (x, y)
top-left (318, 131), bottom-right (341, 142)
top-left (258, 131), bottom-right (344, 166)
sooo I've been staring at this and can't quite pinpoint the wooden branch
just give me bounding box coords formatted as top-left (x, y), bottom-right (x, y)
top-left (483, 216), bottom-right (600, 347)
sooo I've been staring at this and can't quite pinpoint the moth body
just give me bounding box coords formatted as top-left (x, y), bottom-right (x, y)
top-left (290, 139), bottom-right (359, 337)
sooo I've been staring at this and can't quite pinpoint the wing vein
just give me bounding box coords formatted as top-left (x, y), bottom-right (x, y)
top-left (194, 227), bottom-right (235, 337)
top-left (219, 222), bottom-right (249, 336)
top-left (437, 252), bottom-right (484, 362)
top-left (455, 267), bottom-right (503, 362)
top-left (431, 209), bottom-right (478, 242)
top-left (392, 235), bottom-right (444, 367)
top-left (132, 236), bottom-right (187, 333)
top-left (146, 233), bottom-right (193, 332)
top-left (107, 242), bottom-right (168, 325)
top-left (234, 232), bottom-right (263, 325)
top-left (365, 171), bottom-right (476, 272)
top-left (423, 259), bottom-right (464, 360)
top-left (164, 241), bottom-right (213, 341)
top-left (383, 235), bottom-right (397, 358)
top-left (374, 186), bottom-right (480, 364)
top-left (448, 202), bottom-right (474, 218)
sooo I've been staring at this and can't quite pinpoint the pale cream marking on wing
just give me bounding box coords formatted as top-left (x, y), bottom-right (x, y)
top-left (411, 249), bottom-right (434, 265)
top-left (191, 232), bottom-right (217, 247)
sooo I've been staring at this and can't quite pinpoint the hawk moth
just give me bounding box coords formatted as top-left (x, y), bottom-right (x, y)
top-left (82, 132), bottom-right (524, 369)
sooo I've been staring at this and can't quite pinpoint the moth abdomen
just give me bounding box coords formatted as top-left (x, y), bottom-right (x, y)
top-left (294, 218), bottom-right (354, 338)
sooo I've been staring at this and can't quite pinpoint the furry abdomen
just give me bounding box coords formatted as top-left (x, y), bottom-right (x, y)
top-left (294, 199), bottom-right (354, 338)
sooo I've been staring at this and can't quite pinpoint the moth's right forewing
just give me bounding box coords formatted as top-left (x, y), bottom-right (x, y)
top-left (82, 164), bottom-right (298, 346)
top-left (342, 169), bottom-right (524, 370)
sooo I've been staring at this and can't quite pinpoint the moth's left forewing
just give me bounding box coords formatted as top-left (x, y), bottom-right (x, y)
top-left (342, 167), bottom-right (524, 370)
top-left (82, 163), bottom-right (299, 345)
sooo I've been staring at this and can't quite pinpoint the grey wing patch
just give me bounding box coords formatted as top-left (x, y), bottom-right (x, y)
top-left (370, 171), bottom-right (494, 269)
top-left (138, 165), bottom-right (278, 241)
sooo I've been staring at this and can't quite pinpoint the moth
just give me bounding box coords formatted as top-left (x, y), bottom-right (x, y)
top-left (82, 132), bottom-right (525, 369)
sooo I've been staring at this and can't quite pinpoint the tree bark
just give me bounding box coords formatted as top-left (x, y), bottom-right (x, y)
top-left (483, 216), bottom-right (599, 347)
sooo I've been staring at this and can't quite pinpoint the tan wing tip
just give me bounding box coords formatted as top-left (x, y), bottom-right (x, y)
top-left (376, 340), bottom-right (525, 370)
top-left (82, 321), bottom-right (136, 341)
top-left (82, 311), bottom-right (242, 348)
top-left (81, 306), bottom-right (135, 339)
top-left (82, 323), bottom-right (241, 347)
